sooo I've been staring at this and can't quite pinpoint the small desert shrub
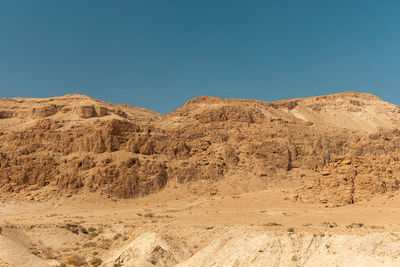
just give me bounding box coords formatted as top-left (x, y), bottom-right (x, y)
top-left (64, 255), bottom-right (87, 266)
top-left (87, 227), bottom-right (96, 232)
top-left (87, 232), bottom-right (98, 240)
top-left (287, 227), bottom-right (295, 233)
top-left (42, 247), bottom-right (55, 259)
top-left (99, 239), bottom-right (111, 250)
top-left (90, 257), bottom-right (102, 266)
top-left (82, 242), bottom-right (96, 248)
top-left (79, 226), bottom-right (88, 234)
top-left (30, 247), bottom-right (40, 256)
top-left (346, 223), bottom-right (364, 229)
top-left (321, 221), bottom-right (337, 228)
top-left (144, 213), bottom-right (154, 218)
top-left (263, 222), bottom-right (282, 227)
top-left (113, 233), bottom-right (121, 240)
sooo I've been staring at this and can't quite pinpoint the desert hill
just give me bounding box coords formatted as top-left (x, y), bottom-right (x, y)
top-left (1, 92), bottom-right (400, 206)
top-left (2, 92), bottom-right (400, 266)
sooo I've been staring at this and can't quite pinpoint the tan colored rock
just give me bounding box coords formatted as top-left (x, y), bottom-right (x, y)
top-left (31, 105), bottom-right (58, 118)
top-left (77, 105), bottom-right (97, 118)
top-left (1, 92), bottom-right (400, 206)
top-left (95, 106), bottom-right (108, 117)
top-left (103, 232), bottom-right (191, 267)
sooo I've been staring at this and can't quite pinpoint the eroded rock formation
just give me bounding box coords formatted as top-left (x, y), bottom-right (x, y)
top-left (1, 92), bottom-right (400, 206)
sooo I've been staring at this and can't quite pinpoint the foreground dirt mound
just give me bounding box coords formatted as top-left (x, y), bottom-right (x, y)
top-left (104, 232), bottom-right (191, 267)
top-left (1, 92), bottom-right (400, 206)
top-left (98, 230), bottom-right (400, 267)
top-left (176, 230), bottom-right (400, 267)
top-left (0, 234), bottom-right (58, 267)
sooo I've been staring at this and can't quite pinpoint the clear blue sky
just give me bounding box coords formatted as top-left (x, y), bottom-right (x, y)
top-left (1, 1), bottom-right (399, 114)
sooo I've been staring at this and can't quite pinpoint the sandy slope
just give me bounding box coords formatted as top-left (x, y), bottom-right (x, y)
top-left (2, 182), bottom-right (400, 266)
top-left (0, 235), bottom-right (58, 266)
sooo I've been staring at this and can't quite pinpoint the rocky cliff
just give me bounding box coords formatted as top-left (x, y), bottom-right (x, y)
top-left (1, 92), bottom-right (400, 206)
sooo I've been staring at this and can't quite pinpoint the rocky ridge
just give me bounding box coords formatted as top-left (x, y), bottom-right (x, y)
top-left (1, 92), bottom-right (400, 206)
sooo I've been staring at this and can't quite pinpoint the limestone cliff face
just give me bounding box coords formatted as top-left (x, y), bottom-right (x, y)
top-left (1, 92), bottom-right (400, 206)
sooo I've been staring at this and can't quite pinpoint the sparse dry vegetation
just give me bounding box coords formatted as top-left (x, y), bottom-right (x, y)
top-left (263, 222), bottom-right (282, 227)
top-left (90, 257), bottom-right (102, 266)
top-left (64, 255), bottom-right (87, 266)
